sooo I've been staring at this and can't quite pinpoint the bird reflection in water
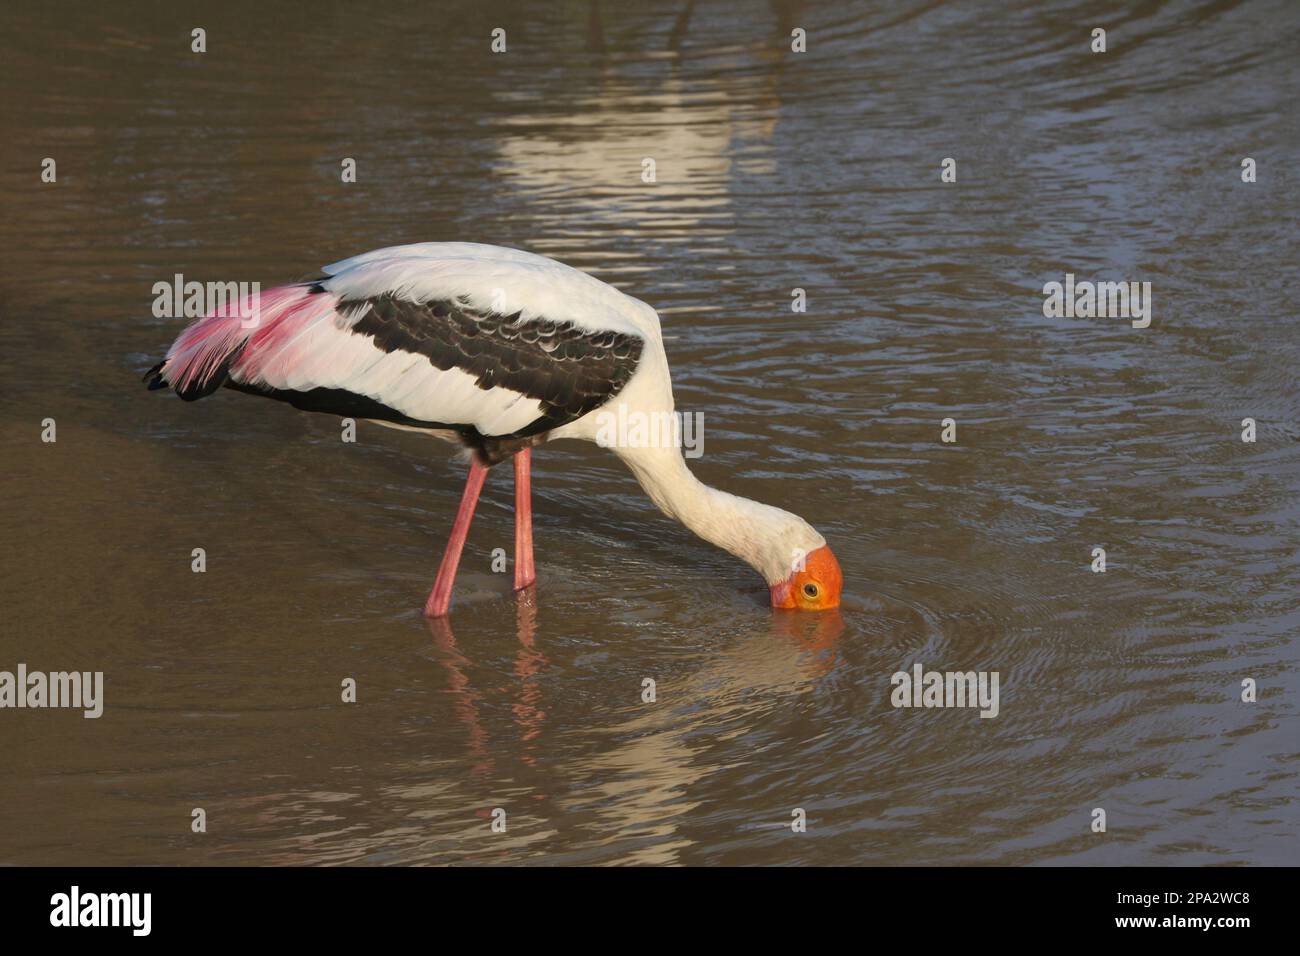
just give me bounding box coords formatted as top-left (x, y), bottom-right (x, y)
top-left (422, 588), bottom-right (845, 774)
top-left (422, 588), bottom-right (547, 778)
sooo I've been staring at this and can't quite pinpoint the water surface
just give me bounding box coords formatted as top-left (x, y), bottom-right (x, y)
top-left (1, 0), bottom-right (1298, 865)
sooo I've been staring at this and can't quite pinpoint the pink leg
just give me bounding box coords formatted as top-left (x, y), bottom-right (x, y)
top-left (424, 457), bottom-right (489, 618)
top-left (514, 449), bottom-right (536, 591)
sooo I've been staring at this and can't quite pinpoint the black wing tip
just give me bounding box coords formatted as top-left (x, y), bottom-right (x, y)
top-left (143, 361), bottom-right (169, 391)
top-left (142, 360), bottom-right (212, 399)
top-left (144, 344), bottom-right (245, 400)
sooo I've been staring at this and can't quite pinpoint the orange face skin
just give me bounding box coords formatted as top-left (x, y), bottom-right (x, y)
top-left (770, 545), bottom-right (843, 610)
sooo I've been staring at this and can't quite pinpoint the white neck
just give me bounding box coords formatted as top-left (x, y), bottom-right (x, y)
top-left (614, 445), bottom-right (825, 585)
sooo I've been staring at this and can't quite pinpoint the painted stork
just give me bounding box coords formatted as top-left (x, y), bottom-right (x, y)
top-left (144, 243), bottom-right (842, 616)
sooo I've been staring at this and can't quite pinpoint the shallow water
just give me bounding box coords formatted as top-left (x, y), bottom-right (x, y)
top-left (1, 0), bottom-right (1298, 865)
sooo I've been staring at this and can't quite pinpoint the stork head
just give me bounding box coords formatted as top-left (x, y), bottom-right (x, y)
top-left (770, 544), bottom-right (843, 611)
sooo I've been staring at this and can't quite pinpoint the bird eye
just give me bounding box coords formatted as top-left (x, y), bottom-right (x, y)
top-left (803, 582), bottom-right (819, 599)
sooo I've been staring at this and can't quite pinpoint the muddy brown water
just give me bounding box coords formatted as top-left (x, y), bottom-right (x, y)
top-left (1, 1), bottom-right (1298, 865)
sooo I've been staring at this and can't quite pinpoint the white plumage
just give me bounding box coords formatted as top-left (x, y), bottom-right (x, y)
top-left (322, 242), bottom-right (659, 338)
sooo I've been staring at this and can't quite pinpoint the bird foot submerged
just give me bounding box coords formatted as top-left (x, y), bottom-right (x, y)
top-left (512, 447), bottom-right (537, 592)
top-left (424, 449), bottom-right (536, 618)
top-left (423, 457), bottom-right (490, 618)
